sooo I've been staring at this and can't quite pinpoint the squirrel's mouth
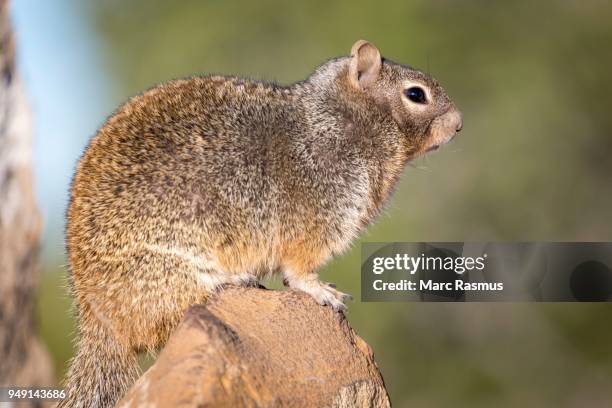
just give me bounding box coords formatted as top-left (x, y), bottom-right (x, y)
top-left (421, 131), bottom-right (454, 155)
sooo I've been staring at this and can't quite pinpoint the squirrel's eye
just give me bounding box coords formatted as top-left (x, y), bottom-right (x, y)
top-left (404, 87), bottom-right (427, 104)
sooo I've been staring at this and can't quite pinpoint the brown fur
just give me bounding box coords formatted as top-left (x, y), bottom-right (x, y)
top-left (60, 40), bottom-right (462, 407)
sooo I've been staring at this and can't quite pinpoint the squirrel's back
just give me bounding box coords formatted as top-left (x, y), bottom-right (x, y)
top-left (69, 76), bottom-right (309, 274)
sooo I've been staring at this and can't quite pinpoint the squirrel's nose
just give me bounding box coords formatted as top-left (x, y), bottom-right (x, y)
top-left (446, 108), bottom-right (463, 133)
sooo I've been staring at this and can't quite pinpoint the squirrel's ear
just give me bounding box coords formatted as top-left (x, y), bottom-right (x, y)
top-left (349, 40), bottom-right (381, 90)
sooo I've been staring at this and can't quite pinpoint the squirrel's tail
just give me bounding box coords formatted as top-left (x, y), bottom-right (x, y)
top-left (58, 307), bottom-right (138, 408)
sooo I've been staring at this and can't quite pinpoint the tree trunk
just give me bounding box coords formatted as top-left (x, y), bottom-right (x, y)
top-left (118, 287), bottom-right (391, 407)
top-left (0, 0), bottom-right (54, 394)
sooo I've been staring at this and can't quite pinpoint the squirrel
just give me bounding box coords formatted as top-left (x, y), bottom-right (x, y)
top-left (60, 40), bottom-right (462, 407)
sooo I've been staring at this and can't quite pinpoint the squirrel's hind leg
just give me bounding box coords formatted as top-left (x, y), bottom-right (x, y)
top-left (197, 270), bottom-right (259, 291)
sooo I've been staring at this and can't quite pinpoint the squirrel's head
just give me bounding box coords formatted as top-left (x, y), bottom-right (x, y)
top-left (346, 40), bottom-right (462, 157)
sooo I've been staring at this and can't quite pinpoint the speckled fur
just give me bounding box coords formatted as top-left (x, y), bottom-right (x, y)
top-left (60, 41), bottom-right (461, 407)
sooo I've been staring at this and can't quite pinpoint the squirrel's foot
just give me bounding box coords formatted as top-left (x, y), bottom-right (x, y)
top-left (285, 275), bottom-right (352, 312)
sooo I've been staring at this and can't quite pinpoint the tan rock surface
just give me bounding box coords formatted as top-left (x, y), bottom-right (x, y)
top-left (117, 286), bottom-right (390, 407)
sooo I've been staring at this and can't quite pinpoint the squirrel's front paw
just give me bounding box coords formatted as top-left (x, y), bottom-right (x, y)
top-left (286, 276), bottom-right (352, 312)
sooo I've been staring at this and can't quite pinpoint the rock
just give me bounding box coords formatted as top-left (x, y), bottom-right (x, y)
top-left (117, 286), bottom-right (390, 407)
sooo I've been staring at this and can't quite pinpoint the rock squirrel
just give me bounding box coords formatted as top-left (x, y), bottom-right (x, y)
top-left (60, 40), bottom-right (462, 407)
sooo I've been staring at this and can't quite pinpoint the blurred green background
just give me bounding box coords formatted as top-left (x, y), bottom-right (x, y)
top-left (13, 0), bottom-right (612, 406)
